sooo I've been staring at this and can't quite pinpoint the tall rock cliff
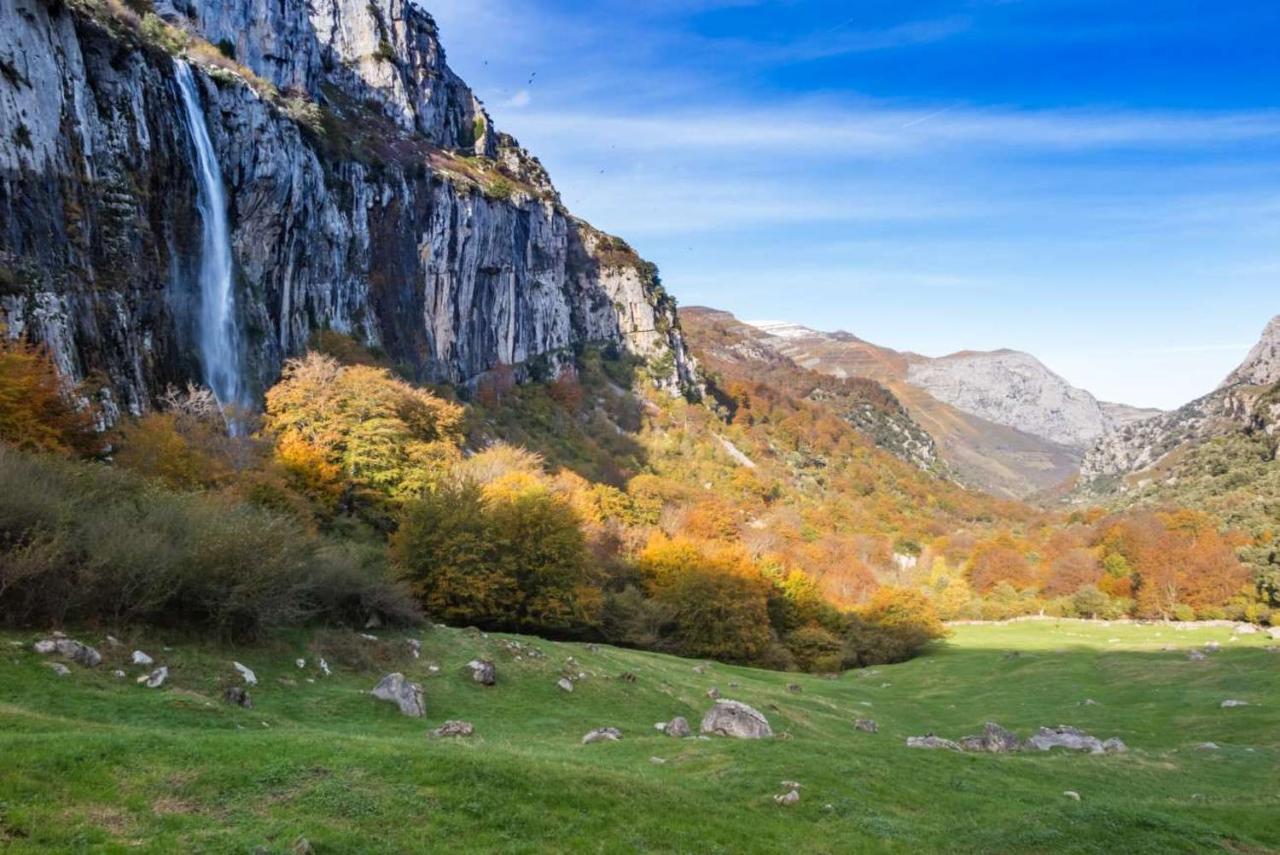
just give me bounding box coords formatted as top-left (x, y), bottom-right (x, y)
top-left (0, 0), bottom-right (695, 420)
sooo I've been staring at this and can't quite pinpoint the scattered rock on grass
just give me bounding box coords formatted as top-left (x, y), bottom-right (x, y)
top-left (132, 650), bottom-right (153, 666)
top-left (466, 659), bottom-right (496, 686)
top-left (224, 686), bottom-right (253, 708)
top-left (1025, 726), bottom-right (1125, 754)
top-left (1268, 627), bottom-right (1280, 640)
top-left (959, 722), bottom-right (1022, 753)
top-left (582, 727), bottom-right (622, 744)
top-left (140, 666), bottom-right (168, 688)
top-left (701, 700), bottom-right (773, 739)
top-left (1220, 699), bottom-right (1249, 708)
top-left (1195, 742), bottom-right (1220, 751)
top-left (37, 638), bottom-right (101, 667)
top-left (46, 662), bottom-right (71, 677)
top-left (1187, 650), bottom-right (1207, 662)
top-left (291, 837), bottom-right (314, 855)
top-left (906, 735), bottom-right (962, 751)
top-left (854, 719), bottom-right (878, 733)
top-left (318, 658), bottom-right (331, 676)
top-left (706, 687), bottom-right (720, 700)
top-left (557, 677), bottom-right (574, 693)
top-left (787, 683), bottom-right (802, 694)
top-left (370, 673), bottom-right (426, 718)
top-left (662, 716), bottom-right (692, 738)
top-left (429, 720), bottom-right (475, 738)
top-left (774, 789), bottom-right (800, 806)
top-left (1063, 791), bottom-right (1081, 801)
top-left (233, 662), bottom-right (258, 686)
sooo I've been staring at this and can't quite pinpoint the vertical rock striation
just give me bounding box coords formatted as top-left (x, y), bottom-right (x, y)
top-left (0, 0), bottom-right (695, 419)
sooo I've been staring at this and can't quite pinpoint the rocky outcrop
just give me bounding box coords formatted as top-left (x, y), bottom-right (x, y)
top-left (1222, 316), bottom-right (1280, 389)
top-left (1080, 316), bottom-right (1280, 486)
top-left (0, 0), bottom-right (695, 420)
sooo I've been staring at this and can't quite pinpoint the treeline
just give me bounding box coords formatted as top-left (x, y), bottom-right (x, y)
top-left (0, 336), bottom-right (943, 666)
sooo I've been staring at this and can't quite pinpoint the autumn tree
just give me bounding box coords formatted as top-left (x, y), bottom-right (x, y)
top-left (966, 533), bottom-right (1034, 593)
top-left (0, 332), bottom-right (97, 456)
top-left (391, 480), bottom-right (600, 635)
top-left (636, 536), bottom-right (773, 662)
top-left (263, 353), bottom-right (463, 505)
top-left (843, 586), bottom-right (947, 667)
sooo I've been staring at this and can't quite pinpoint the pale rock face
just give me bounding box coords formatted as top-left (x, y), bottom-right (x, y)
top-left (1222, 315), bottom-right (1280, 389)
top-left (0, 0), bottom-right (696, 419)
top-left (907, 351), bottom-right (1111, 449)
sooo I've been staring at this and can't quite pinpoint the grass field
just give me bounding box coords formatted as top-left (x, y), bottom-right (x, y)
top-left (1, 620), bottom-right (1277, 853)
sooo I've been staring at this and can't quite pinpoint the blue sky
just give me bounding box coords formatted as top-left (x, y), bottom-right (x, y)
top-left (428, 0), bottom-right (1280, 409)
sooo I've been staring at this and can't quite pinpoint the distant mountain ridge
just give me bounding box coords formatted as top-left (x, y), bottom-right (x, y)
top-left (738, 317), bottom-right (1154, 498)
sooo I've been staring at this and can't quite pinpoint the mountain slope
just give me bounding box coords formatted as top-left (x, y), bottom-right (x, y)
top-left (0, 0), bottom-right (694, 419)
top-left (739, 319), bottom-right (1095, 498)
top-left (683, 309), bottom-right (941, 473)
top-left (1077, 315), bottom-right (1280, 578)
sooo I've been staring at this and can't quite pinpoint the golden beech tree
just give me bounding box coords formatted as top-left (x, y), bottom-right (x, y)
top-left (637, 535), bottom-right (773, 662)
top-left (263, 353), bottom-right (464, 503)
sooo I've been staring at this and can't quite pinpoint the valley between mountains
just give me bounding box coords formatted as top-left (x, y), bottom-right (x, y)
top-left (0, 0), bottom-right (1277, 851)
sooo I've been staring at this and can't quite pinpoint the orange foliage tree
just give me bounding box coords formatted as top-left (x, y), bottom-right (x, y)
top-left (0, 332), bottom-right (97, 456)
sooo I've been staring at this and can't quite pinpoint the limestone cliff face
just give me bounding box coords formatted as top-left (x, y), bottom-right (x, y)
top-left (0, 0), bottom-right (695, 420)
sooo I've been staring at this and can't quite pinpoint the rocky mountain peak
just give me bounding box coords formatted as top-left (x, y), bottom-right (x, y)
top-left (1222, 315), bottom-right (1280, 389)
top-left (905, 349), bottom-right (1109, 449)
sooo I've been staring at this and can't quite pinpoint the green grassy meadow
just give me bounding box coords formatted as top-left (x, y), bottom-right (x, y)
top-left (1, 620), bottom-right (1277, 853)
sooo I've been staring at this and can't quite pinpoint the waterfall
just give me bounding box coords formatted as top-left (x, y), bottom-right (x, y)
top-left (173, 60), bottom-right (245, 418)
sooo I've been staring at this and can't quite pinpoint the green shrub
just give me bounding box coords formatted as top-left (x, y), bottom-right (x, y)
top-left (0, 448), bottom-right (417, 639)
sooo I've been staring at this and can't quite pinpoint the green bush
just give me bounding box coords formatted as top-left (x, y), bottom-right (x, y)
top-left (0, 448), bottom-right (417, 639)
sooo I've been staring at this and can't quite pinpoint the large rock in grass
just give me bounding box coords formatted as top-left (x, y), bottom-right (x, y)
top-left (959, 722), bottom-right (1022, 753)
top-left (1025, 726), bottom-right (1125, 754)
top-left (36, 638), bottom-right (102, 667)
top-left (371, 673), bottom-right (426, 718)
top-left (700, 700), bottom-right (772, 739)
top-left (466, 659), bottom-right (496, 686)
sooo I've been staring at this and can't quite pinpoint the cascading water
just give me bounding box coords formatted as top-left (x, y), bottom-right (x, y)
top-left (173, 60), bottom-right (245, 422)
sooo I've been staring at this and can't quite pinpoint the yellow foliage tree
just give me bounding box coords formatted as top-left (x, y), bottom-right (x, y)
top-left (263, 353), bottom-right (463, 503)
